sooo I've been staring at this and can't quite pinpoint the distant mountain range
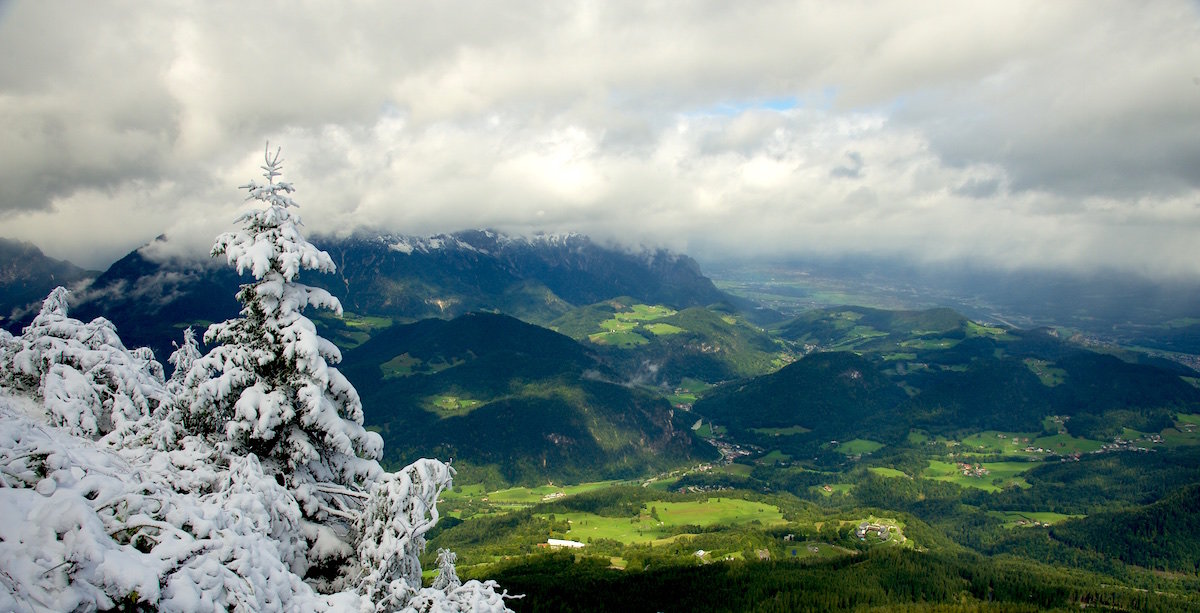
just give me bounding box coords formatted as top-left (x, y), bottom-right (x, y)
top-left (0, 229), bottom-right (746, 360)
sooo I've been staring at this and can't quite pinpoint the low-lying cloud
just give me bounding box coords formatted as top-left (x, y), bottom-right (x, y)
top-left (0, 1), bottom-right (1197, 279)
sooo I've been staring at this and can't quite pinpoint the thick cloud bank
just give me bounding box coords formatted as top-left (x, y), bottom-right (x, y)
top-left (1, 1), bottom-right (1198, 277)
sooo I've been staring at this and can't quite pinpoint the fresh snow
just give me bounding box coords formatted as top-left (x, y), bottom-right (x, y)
top-left (0, 146), bottom-right (515, 612)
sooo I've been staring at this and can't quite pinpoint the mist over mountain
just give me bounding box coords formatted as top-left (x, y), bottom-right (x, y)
top-left (0, 230), bottom-right (743, 363)
top-left (0, 238), bottom-right (96, 327)
top-left (705, 255), bottom-right (1200, 344)
top-left (318, 229), bottom-right (736, 320)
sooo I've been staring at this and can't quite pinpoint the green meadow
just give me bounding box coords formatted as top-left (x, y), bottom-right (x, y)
top-left (1023, 358), bottom-right (1067, 386)
top-left (833, 439), bottom-right (885, 455)
top-left (381, 353), bottom-right (463, 378)
top-left (987, 510), bottom-right (1084, 529)
top-left (546, 497), bottom-right (786, 546)
top-left (426, 394), bottom-right (485, 417)
top-left (924, 460), bottom-right (1033, 492)
top-left (587, 304), bottom-right (680, 347)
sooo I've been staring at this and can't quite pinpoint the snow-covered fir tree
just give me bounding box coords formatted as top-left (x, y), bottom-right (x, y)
top-left (167, 326), bottom-right (201, 392)
top-left (175, 145), bottom-right (384, 567)
top-left (0, 146), bottom-right (514, 612)
top-left (432, 549), bottom-right (462, 591)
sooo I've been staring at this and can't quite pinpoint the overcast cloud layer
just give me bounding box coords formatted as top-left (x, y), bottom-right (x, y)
top-left (2, 1), bottom-right (1199, 278)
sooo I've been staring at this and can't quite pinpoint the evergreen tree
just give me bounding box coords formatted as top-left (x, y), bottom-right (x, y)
top-left (432, 549), bottom-right (462, 591)
top-left (166, 327), bottom-right (200, 393)
top-left (177, 144), bottom-right (383, 554)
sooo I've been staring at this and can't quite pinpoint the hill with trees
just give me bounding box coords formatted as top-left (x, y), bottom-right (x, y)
top-left (339, 312), bottom-right (717, 484)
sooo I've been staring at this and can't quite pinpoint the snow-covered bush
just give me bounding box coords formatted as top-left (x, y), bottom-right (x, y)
top-left (0, 393), bottom-right (340, 612)
top-left (0, 287), bottom-right (167, 440)
top-left (356, 459), bottom-right (455, 604)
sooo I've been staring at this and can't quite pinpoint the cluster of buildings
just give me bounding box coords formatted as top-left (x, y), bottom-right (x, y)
top-left (855, 522), bottom-right (893, 541)
top-left (957, 462), bottom-right (990, 478)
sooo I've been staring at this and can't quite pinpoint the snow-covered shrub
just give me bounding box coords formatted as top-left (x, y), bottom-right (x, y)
top-left (0, 287), bottom-right (167, 439)
top-left (356, 459), bottom-right (455, 604)
top-left (0, 394), bottom-right (335, 612)
top-left (167, 327), bottom-right (201, 393)
top-left (432, 549), bottom-right (462, 591)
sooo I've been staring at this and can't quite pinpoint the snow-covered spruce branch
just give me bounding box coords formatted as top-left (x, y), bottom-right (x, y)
top-left (311, 483), bottom-right (371, 499)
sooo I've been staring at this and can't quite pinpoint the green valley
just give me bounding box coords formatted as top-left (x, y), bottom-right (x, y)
top-left (367, 303), bottom-right (1200, 611)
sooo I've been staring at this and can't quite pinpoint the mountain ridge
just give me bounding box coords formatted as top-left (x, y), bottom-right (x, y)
top-left (1, 229), bottom-right (745, 362)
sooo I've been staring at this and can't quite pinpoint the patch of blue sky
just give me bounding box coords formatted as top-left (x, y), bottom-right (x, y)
top-left (687, 88), bottom-right (839, 117)
top-left (696, 96), bottom-right (798, 117)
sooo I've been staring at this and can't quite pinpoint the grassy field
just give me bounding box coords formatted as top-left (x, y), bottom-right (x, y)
top-left (1023, 358), bottom-right (1067, 387)
top-left (988, 510), bottom-right (1084, 529)
top-left (868, 467), bottom-right (910, 479)
top-left (1029, 433), bottom-right (1105, 454)
top-left (380, 353), bottom-right (463, 378)
top-left (959, 431), bottom-right (1039, 454)
top-left (951, 430), bottom-right (1104, 457)
top-left (1161, 414), bottom-right (1200, 447)
top-left (756, 450), bottom-right (792, 464)
top-left (668, 378), bottom-right (713, 406)
top-left (586, 304), bottom-right (679, 348)
top-left (620, 304), bottom-right (677, 321)
top-left (426, 394), bottom-right (485, 417)
top-left (899, 338), bottom-right (961, 350)
top-left (693, 422), bottom-right (726, 438)
top-left (965, 321), bottom-right (1016, 340)
top-left (828, 326), bottom-right (889, 349)
top-left (546, 497), bottom-right (786, 546)
top-left (587, 330), bottom-right (648, 347)
top-left (443, 480), bottom-right (625, 508)
top-left (645, 323), bottom-right (685, 335)
top-left (324, 312), bottom-right (393, 348)
top-left (924, 460), bottom-right (1033, 492)
top-left (715, 463), bottom-right (755, 477)
top-left (812, 483), bottom-right (854, 497)
top-left (833, 439), bottom-right (885, 455)
top-left (786, 541), bottom-right (856, 560)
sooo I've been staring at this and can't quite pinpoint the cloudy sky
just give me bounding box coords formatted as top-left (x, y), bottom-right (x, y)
top-left (2, 1), bottom-right (1199, 278)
